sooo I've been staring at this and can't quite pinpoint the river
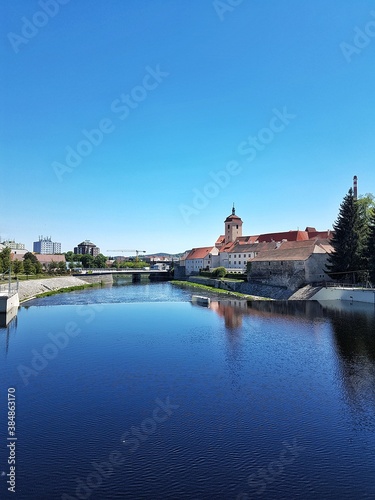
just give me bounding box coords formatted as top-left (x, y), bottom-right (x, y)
top-left (1, 282), bottom-right (375, 499)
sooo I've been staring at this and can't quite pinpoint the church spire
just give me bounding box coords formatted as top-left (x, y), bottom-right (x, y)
top-left (232, 203), bottom-right (235, 215)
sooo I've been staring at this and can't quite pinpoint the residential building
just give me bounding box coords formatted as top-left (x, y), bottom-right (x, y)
top-left (180, 205), bottom-right (334, 281)
top-left (74, 240), bottom-right (100, 256)
top-left (11, 253), bottom-right (66, 270)
top-left (185, 247), bottom-right (219, 275)
top-left (1, 239), bottom-right (25, 250)
top-left (33, 236), bottom-right (61, 254)
top-left (248, 239), bottom-right (334, 290)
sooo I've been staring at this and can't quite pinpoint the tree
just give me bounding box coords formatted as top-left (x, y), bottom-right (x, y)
top-left (64, 251), bottom-right (74, 261)
top-left (93, 254), bottom-right (107, 268)
top-left (367, 208), bottom-right (375, 285)
top-left (357, 193), bottom-right (375, 224)
top-left (0, 247), bottom-right (11, 273)
top-left (57, 261), bottom-right (67, 274)
top-left (13, 260), bottom-right (24, 276)
top-left (48, 261), bottom-right (58, 273)
top-left (23, 252), bottom-right (38, 264)
top-left (326, 188), bottom-right (368, 282)
top-left (211, 266), bottom-right (227, 278)
top-left (23, 259), bottom-right (35, 278)
top-left (81, 254), bottom-right (94, 269)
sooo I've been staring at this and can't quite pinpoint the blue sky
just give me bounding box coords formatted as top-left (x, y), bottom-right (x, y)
top-left (1, 0), bottom-right (374, 254)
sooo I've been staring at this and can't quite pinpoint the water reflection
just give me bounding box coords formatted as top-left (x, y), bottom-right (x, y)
top-left (319, 300), bottom-right (375, 428)
top-left (207, 298), bottom-right (375, 425)
top-left (209, 299), bottom-right (248, 329)
top-left (0, 308), bottom-right (18, 356)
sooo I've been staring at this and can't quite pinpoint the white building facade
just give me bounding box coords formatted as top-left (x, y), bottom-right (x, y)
top-left (33, 236), bottom-right (61, 254)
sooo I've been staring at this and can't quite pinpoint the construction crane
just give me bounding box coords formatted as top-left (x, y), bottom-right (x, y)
top-left (106, 249), bottom-right (146, 262)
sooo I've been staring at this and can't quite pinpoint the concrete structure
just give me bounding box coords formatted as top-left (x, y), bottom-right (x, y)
top-left (0, 284), bottom-right (19, 313)
top-left (33, 236), bottom-right (61, 254)
top-left (74, 240), bottom-right (100, 256)
top-left (353, 175), bottom-right (358, 200)
top-left (248, 239), bottom-right (333, 291)
top-left (310, 286), bottom-right (375, 304)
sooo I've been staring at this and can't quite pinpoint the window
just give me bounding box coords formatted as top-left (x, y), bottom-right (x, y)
top-left (236, 225), bottom-right (238, 229)
top-left (281, 261), bottom-right (283, 266)
top-left (228, 225), bottom-right (230, 229)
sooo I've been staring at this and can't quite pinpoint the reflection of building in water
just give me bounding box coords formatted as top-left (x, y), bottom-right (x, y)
top-left (210, 300), bottom-right (249, 329)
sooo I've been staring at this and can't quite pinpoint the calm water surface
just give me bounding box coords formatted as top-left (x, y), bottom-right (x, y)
top-left (1, 282), bottom-right (375, 499)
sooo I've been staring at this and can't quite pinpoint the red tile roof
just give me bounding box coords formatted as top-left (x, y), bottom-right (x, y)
top-left (257, 230), bottom-right (309, 243)
top-left (250, 239), bottom-right (333, 262)
top-left (186, 247), bottom-right (216, 260)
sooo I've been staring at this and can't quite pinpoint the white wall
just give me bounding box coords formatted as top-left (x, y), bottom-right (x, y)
top-left (311, 287), bottom-right (375, 304)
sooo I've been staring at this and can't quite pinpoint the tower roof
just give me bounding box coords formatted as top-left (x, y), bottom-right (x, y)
top-left (224, 204), bottom-right (242, 223)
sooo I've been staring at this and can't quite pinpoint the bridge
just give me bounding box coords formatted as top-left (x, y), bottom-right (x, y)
top-left (74, 268), bottom-right (169, 283)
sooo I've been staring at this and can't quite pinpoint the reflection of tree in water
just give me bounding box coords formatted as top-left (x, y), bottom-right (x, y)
top-left (325, 304), bottom-right (375, 429)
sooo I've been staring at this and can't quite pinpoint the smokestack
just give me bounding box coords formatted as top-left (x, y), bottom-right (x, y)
top-left (353, 175), bottom-right (358, 200)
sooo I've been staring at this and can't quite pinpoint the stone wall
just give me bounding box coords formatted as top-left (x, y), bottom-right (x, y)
top-left (18, 276), bottom-right (90, 302)
top-left (77, 274), bottom-right (113, 285)
top-left (249, 260), bottom-right (305, 290)
top-left (248, 254), bottom-right (332, 292)
top-left (187, 276), bottom-right (292, 300)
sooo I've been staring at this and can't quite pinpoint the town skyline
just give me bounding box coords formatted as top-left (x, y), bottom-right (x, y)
top-left (1, 1), bottom-right (375, 253)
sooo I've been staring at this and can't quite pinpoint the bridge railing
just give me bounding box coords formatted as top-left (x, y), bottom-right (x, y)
top-left (0, 281), bottom-right (19, 295)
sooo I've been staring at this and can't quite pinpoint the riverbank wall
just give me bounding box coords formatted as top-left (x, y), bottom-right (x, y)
top-left (310, 286), bottom-right (375, 304)
top-left (75, 274), bottom-right (113, 285)
top-left (18, 276), bottom-right (93, 302)
top-left (187, 277), bottom-right (292, 300)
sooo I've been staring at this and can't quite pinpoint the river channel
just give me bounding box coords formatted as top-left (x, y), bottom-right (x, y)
top-left (1, 282), bottom-right (375, 499)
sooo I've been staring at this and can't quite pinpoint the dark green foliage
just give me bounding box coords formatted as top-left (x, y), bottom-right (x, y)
top-left (81, 254), bottom-right (94, 268)
top-left (211, 266), bottom-right (227, 278)
top-left (23, 252), bottom-right (38, 264)
top-left (0, 247), bottom-right (11, 273)
top-left (23, 259), bottom-right (36, 276)
top-left (367, 208), bottom-right (375, 284)
top-left (93, 254), bottom-right (107, 268)
top-left (13, 260), bottom-right (24, 275)
top-left (326, 188), bottom-right (369, 282)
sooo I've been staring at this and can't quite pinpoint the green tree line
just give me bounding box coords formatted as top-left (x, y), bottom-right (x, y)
top-left (327, 190), bottom-right (375, 284)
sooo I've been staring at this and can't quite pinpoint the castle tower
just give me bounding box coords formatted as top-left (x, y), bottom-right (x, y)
top-left (224, 204), bottom-right (243, 243)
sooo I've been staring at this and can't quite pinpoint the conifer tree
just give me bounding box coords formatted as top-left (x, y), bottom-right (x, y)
top-left (326, 188), bottom-right (368, 282)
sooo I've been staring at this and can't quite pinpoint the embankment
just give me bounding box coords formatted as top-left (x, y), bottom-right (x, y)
top-left (18, 276), bottom-right (105, 302)
top-left (187, 277), bottom-right (292, 300)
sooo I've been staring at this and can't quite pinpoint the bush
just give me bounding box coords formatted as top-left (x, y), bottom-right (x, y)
top-left (211, 267), bottom-right (227, 278)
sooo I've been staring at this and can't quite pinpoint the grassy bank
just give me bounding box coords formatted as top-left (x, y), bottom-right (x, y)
top-left (170, 280), bottom-right (271, 300)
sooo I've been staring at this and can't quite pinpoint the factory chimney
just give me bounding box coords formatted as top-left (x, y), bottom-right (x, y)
top-left (353, 175), bottom-right (358, 200)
